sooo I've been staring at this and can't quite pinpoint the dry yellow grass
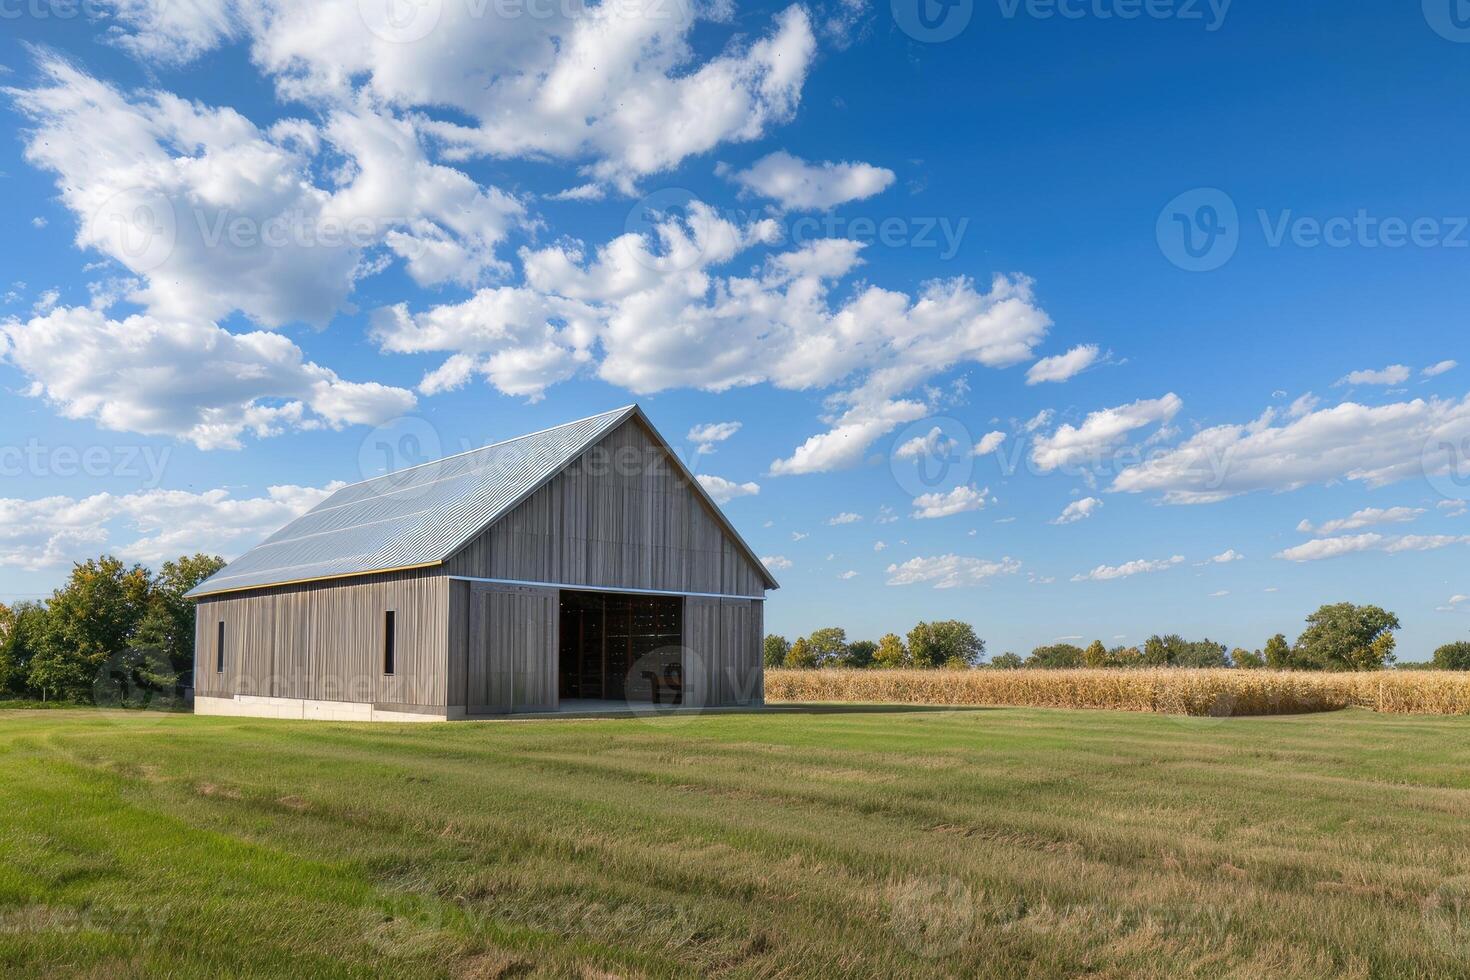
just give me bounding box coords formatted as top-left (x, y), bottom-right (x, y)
top-left (765, 668), bottom-right (1470, 716)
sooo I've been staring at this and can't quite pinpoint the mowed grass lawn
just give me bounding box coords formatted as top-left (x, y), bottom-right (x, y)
top-left (4, 707), bottom-right (1470, 978)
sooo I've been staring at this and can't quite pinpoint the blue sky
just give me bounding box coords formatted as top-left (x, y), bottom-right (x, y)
top-left (1, 0), bottom-right (1467, 658)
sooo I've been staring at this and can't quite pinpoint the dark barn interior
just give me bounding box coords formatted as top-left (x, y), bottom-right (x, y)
top-left (558, 590), bottom-right (684, 704)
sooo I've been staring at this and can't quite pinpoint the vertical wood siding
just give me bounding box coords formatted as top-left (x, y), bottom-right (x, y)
top-left (465, 583), bottom-right (557, 714)
top-left (192, 569), bottom-right (449, 707)
top-left (443, 417), bottom-right (768, 597)
top-left (681, 596), bottom-right (762, 708)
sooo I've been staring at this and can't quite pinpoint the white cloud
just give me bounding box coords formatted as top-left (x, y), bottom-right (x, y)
top-left (874, 540), bottom-right (887, 551)
top-left (695, 474), bottom-right (760, 504)
top-left (894, 426), bottom-right (957, 460)
top-left (1440, 500), bottom-right (1468, 517)
top-left (1273, 533), bottom-right (1470, 562)
top-left (837, 569), bottom-right (859, 580)
top-left (9, 56), bottom-right (524, 328)
top-left (791, 531), bottom-right (809, 541)
top-left (1424, 360), bottom-right (1458, 378)
top-left (101, 1), bottom-right (818, 192)
top-left (4, 307), bottom-right (415, 449)
top-left (1296, 506), bottom-right (1424, 536)
top-left (1436, 594), bottom-right (1470, 612)
top-left (1208, 549), bottom-right (1244, 563)
top-left (1113, 395), bottom-right (1470, 504)
top-left (761, 555), bottom-right (793, 570)
top-left (687, 421), bottom-right (742, 455)
top-left (1336, 364), bottom-right (1411, 386)
top-left (885, 553), bottom-right (1021, 589)
top-left (1022, 409), bottom-right (1054, 433)
top-left (1025, 344), bottom-right (1100, 385)
top-left (1209, 590), bottom-right (1230, 598)
top-left (1071, 554), bottom-right (1185, 582)
top-left (874, 505), bottom-right (899, 524)
top-left (912, 485), bottom-right (987, 519)
top-left (30, 216), bottom-right (46, 229)
top-left (828, 512), bottom-right (863, 525)
top-left (727, 151), bottom-right (895, 210)
top-left (1051, 496), bottom-right (1102, 525)
top-left (974, 431), bottom-right (1006, 456)
top-left (0, 482), bottom-right (340, 570)
top-left (1031, 394), bottom-right (1183, 473)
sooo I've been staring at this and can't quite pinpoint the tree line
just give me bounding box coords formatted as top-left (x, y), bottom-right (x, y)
top-left (0, 554), bottom-right (224, 704)
top-left (767, 603), bottom-right (1470, 673)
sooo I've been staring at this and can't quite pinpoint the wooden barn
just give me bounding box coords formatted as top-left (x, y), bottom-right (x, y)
top-left (187, 406), bottom-right (778, 721)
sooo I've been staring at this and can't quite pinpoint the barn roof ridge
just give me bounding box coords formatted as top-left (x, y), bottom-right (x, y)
top-left (186, 404), bottom-right (777, 599)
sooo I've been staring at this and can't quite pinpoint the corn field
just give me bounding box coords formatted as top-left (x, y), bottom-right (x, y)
top-left (764, 668), bottom-right (1470, 716)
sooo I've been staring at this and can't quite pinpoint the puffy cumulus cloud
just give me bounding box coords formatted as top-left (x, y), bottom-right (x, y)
top-left (694, 474), bottom-right (760, 504)
top-left (1025, 344), bottom-right (1100, 385)
top-left (1051, 496), bottom-right (1101, 525)
top-left (912, 485), bottom-right (987, 519)
top-left (1071, 554), bottom-right (1184, 582)
top-left (1112, 395), bottom-right (1470, 504)
top-left (102, 0), bottom-right (817, 191)
top-left (1336, 364), bottom-right (1410, 387)
top-left (1030, 394), bottom-right (1182, 473)
top-left (726, 151), bottom-right (894, 210)
top-left (687, 421), bottom-right (742, 454)
top-left (1296, 506), bottom-right (1424, 536)
top-left (761, 554), bottom-right (793, 570)
top-left (0, 482), bottom-right (340, 570)
top-left (974, 431), bottom-right (1006, 456)
top-left (7, 56), bottom-right (524, 329)
top-left (370, 288), bottom-right (596, 399)
top-left (1208, 549), bottom-right (1244, 563)
top-left (885, 553), bottom-right (1021, 589)
top-left (390, 202), bottom-right (1052, 468)
top-left (4, 307), bottom-right (415, 449)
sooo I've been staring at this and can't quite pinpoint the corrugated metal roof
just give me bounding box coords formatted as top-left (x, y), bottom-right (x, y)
top-left (186, 405), bottom-right (778, 597)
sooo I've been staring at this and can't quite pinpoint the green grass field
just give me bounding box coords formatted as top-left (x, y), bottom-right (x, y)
top-left (3, 706), bottom-right (1470, 978)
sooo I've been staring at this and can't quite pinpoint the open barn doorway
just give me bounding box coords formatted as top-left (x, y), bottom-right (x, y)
top-left (558, 590), bottom-right (684, 705)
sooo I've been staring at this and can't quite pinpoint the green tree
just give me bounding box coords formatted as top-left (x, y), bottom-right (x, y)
top-left (1082, 640), bottom-right (1110, 668)
top-left (872, 633), bottom-right (909, 669)
top-left (804, 627), bottom-right (849, 668)
top-left (1432, 641), bottom-right (1470, 670)
top-left (0, 602), bottom-right (45, 697)
top-left (989, 651), bottom-right (1024, 670)
top-left (34, 557), bottom-right (154, 701)
top-left (907, 620), bottom-right (984, 669)
top-left (842, 639), bottom-right (878, 669)
top-left (1142, 634), bottom-right (1229, 668)
top-left (1025, 643), bottom-right (1084, 669)
top-left (1264, 633), bottom-right (1293, 669)
top-left (1295, 603), bottom-right (1399, 671)
top-left (1232, 648), bottom-right (1266, 669)
top-left (784, 637), bottom-right (818, 669)
top-left (1109, 645), bottom-right (1143, 667)
top-left (134, 554), bottom-right (225, 675)
top-left (763, 634), bottom-right (791, 669)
